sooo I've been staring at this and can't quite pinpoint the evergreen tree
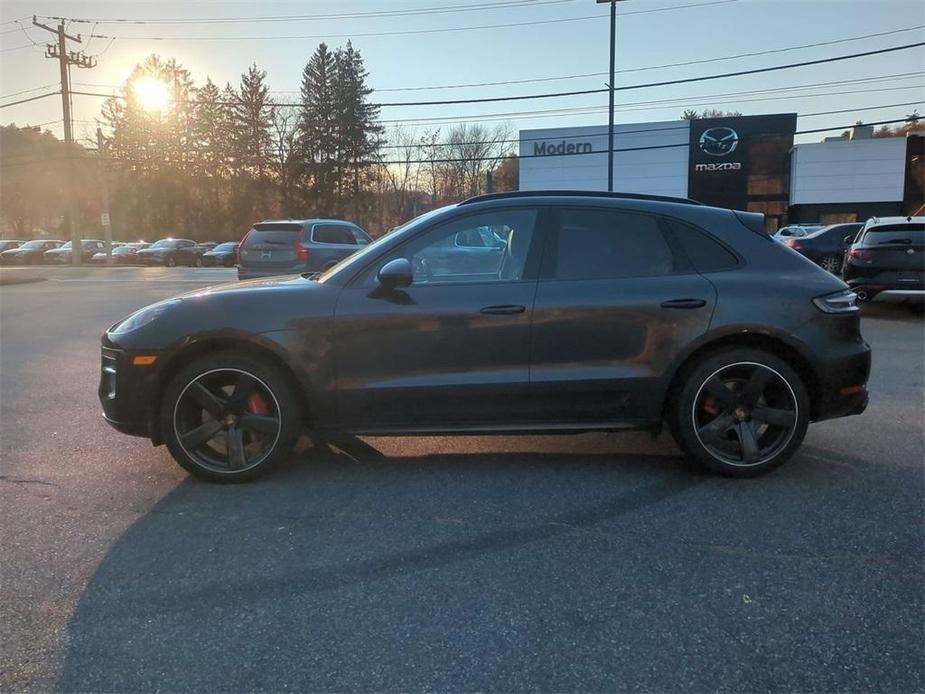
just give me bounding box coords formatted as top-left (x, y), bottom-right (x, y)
top-left (297, 43), bottom-right (338, 214)
top-left (193, 78), bottom-right (230, 177)
top-left (234, 64), bottom-right (273, 179)
top-left (333, 41), bottom-right (383, 216)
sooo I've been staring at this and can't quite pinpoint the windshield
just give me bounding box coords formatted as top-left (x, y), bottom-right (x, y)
top-left (150, 239), bottom-right (177, 249)
top-left (58, 242), bottom-right (72, 250)
top-left (18, 240), bottom-right (47, 249)
top-left (315, 206), bottom-right (453, 283)
top-left (212, 242), bottom-right (237, 252)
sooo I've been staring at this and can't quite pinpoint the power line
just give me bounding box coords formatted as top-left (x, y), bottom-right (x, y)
top-left (64, 42), bottom-right (925, 110)
top-left (381, 82), bottom-right (925, 124)
top-left (37, 0), bottom-right (579, 24)
top-left (63, 24), bottom-right (924, 96)
top-left (372, 24), bottom-right (925, 92)
top-left (0, 83), bottom-right (58, 99)
top-left (0, 91), bottom-right (61, 108)
top-left (69, 0), bottom-right (739, 42)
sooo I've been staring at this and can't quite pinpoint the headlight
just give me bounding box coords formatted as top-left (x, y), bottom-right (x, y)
top-left (813, 289), bottom-right (859, 314)
top-left (111, 299), bottom-right (180, 333)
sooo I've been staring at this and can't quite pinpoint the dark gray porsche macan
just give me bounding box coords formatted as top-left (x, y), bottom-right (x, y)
top-left (100, 192), bottom-right (870, 481)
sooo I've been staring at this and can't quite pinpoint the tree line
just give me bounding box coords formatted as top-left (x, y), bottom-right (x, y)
top-left (1, 43), bottom-right (516, 240)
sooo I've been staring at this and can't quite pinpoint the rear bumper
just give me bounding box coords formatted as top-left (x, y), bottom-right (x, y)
top-left (791, 314), bottom-right (872, 422)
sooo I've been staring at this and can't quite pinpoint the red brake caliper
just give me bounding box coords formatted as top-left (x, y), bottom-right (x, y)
top-left (246, 391), bottom-right (270, 416)
top-left (701, 396), bottom-right (720, 417)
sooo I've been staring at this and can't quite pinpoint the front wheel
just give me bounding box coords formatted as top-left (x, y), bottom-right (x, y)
top-left (160, 352), bottom-right (304, 482)
top-left (669, 348), bottom-right (809, 477)
top-left (165, 255), bottom-right (176, 268)
top-left (194, 257), bottom-right (203, 267)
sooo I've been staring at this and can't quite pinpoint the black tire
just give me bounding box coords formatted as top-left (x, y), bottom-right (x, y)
top-left (165, 255), bottom-right (177, 268)
top-left (160, 351), bottom-right (304, 482)
top-left (669, 348), bottom-right (810, 478)
top-left (194, 256), bottom-right (203, 267)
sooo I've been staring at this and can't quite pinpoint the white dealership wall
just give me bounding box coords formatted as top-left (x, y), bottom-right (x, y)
top-left (790, 137), bottom-right (907, 204)
top-left (519, 121), bottom-right (690, 196)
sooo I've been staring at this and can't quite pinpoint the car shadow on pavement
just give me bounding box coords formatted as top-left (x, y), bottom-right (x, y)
top-left (58, 434), bottom-right (707, 692)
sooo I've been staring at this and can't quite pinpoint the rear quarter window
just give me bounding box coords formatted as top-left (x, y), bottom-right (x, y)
top-left (313, 225), bottom-right (356, 245)
top-left (665, 219), bottom-right (740, 272)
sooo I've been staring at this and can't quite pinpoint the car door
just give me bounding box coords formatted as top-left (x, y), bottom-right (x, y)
top-left (528, 206), bottom-right (716, 424)
top-left (332, 207), bottom-right (546, 430)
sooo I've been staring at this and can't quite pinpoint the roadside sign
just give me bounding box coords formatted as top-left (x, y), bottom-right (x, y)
top-left (101, 213), bottom-right (111, 226)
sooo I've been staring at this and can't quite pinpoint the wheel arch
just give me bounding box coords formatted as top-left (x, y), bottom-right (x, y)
top-left (147, 335), bottom-right (313, 444)
top-left (662, 330), bottom-right (821, 422)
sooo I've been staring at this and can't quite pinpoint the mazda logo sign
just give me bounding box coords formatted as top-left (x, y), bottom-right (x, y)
top-left (699, 127), bottom-right (739, 157)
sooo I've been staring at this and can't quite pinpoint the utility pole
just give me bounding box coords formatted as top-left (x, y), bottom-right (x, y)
top-left (597, 0), bottom-right (626, 192)
top-left (97, 128), bottom-right (113, 264)
top-left (32, 17), bottom-right (96, 265)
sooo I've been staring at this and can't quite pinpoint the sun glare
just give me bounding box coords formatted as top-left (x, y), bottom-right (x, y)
top-left (133, 76), bottom-right (170, 112)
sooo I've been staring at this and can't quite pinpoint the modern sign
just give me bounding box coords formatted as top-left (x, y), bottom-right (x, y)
top-left (100, 213), bottom-right (110, 226)
top-left (533, 140), bottom-right (594, 156)
top-left (688, 113), bottom-right (796, 211)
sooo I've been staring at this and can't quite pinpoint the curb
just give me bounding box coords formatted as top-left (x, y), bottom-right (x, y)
top-left (0, 276), bottom-right (47, 286)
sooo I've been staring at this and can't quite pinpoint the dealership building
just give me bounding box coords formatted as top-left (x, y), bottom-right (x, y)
top-left (519, 113), bottom-right (923, 231)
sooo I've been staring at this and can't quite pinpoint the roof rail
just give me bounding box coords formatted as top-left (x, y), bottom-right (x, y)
top-left (459, 190), bottom-right (703, 206)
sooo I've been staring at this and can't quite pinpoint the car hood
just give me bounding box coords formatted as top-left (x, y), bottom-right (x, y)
top-left (109, 274), bottom-right (339, 349)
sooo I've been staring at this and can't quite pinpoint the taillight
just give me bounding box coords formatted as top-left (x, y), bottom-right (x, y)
top-left (784, 238), bottom-right (801, 249)
top-left (236, 230), bottom-right (251, 260)
top-left (847, 249), bottom-right (868, 260)
top-left (296, 244), bottom-right (310, 263)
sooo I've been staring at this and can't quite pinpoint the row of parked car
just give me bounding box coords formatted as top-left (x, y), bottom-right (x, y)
top-left (773, 216), bottom-right (924, 303)
top-left (0, 238), bottom-right (240, 267)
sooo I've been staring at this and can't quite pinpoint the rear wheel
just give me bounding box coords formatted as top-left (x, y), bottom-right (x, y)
top-left (160, 352), bottom-right (303, 482)
top-left (194, 256), bottom-right (203, 267)
top-left (819, 254), bottom-right (841, 274)
top-left (165, 255), bottom-right (177, 267)
top-left (669, 348), bottom-right (809, 477)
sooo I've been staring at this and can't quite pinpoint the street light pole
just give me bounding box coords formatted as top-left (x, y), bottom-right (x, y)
top-left (597, 0), bottom-right (624, 192)
top-left (607, 0), bottom-right (616, 192)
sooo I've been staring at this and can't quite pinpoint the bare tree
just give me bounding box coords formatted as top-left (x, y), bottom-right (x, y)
top-left (270, 105), bottom-right (300, 215)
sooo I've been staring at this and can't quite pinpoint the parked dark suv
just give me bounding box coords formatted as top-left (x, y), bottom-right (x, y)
top-left (237, 219), bottom-right (372, 279)
top-left (843, 216), bottom-right (924, 302)
top-left (100, 192), bottom-right (870, 482)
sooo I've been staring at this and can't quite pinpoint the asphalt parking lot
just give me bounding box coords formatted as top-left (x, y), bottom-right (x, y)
top-left (1, 266), bottom-right (922, 692)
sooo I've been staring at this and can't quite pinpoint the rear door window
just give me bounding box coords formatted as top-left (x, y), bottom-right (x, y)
top-left (313, 224), bottom-right (357, 245)
top-left (244, 224), bottom-right (303, 246)
top-left (546, 208), bottom-right (677, 280)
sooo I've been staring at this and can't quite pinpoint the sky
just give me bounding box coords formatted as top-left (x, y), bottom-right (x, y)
top-left (1, 0), bottom-right (923, 149)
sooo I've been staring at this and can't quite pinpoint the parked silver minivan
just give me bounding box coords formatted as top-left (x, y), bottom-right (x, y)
top-left (237, 219), bottom-right (372, 280)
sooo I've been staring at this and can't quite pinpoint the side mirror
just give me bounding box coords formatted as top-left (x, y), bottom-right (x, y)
top-left (377, 257), bottom-right (413, 289)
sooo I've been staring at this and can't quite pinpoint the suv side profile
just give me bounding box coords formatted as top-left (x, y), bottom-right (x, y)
top-left (100, 192), bottom-right (870, 482)
top-left (237, 219), bottom-right (372, 280)
top-left (843, 216), bottom-right (924, 302)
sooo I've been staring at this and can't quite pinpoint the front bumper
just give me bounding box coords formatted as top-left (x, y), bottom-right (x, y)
top-left (99, 342), bottom-right (161, 440)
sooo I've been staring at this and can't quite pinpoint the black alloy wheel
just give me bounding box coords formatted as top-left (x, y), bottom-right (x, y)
top-left (671, 349), bottom-right (809, 477)
top-left (162, 353), bottom-right (303, 481)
